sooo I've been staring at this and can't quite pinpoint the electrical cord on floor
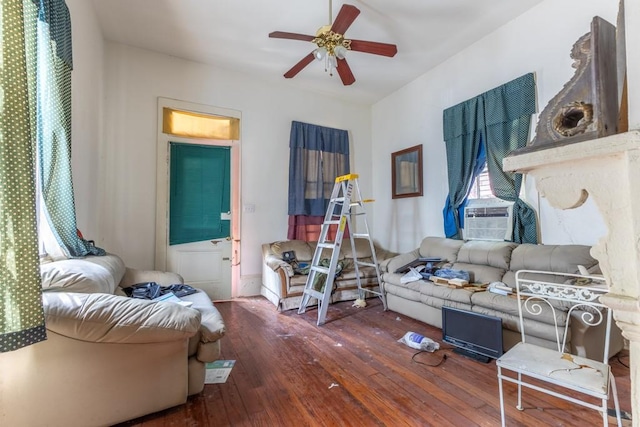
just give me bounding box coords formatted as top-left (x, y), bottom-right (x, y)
top-left (411, 349), bottom-right (449, 367)
top-left (616, 353), bottom-right (630, 369)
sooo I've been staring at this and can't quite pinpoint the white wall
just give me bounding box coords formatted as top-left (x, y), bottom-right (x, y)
top-left (371, 0), bottom-right (619, 253)
top-left (98, 43), bottom-right (371, 276)
top-left (66, 0), bottom-right (104, 241)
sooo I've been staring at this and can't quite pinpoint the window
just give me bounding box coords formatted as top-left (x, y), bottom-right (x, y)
top-left (468, 164), bottom-right (493, 199)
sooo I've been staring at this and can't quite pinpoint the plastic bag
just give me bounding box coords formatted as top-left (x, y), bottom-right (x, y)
top-left (398, 331), bottom-right (440, 352)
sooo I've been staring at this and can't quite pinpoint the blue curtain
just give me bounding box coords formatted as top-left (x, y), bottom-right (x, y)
top-left (443, 140), bottom-right (486, 238)
top-left (442, 73), bottom-right (538, 243)
top-left (288, 121), bottom-right (349, 240)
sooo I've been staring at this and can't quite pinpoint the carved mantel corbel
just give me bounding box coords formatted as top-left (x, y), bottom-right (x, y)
top-left (504, 130), bottom-right (640, 424)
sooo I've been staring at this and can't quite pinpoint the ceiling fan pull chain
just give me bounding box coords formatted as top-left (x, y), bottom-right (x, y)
top-left (329, 0), bottom-right (332, 24)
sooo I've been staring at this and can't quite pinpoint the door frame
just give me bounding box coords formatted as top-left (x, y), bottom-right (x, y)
top-left (155, 97), bottom-right (241, 297)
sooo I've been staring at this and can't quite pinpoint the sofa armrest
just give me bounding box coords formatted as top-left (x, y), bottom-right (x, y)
top-left (381, 249), bottom-right (421, 274)
top-left (264, 254), bottom-right (294, 277)
top-left (375, 247), bottom-right (399, 266)
top-left (119, 267), bottom-right (184, 288)
top-left (43, 292), bottom-right (200, 344)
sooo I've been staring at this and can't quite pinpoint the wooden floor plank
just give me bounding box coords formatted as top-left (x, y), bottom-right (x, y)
top-left (116, 296), bottom-right (632, 427)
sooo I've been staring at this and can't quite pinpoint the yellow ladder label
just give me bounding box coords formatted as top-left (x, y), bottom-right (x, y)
top-left (335, 173), bottom-right (359, 183)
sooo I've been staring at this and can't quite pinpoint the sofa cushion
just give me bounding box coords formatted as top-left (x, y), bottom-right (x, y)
top-left (43, 292), bottom-right (201, 343)
top-left (456, 241), bottom-right (517, 270)
top-left (40, 254), bottom-right (126, 294)
top-left (471, 291), bottom-right (569, 326)
top-left (270, 240), bottom-right (314, 262)
top-left (509, 244), bottom-right (596, 273)
top-left (450, 262), bottom-right (506, 284)
top-left (382, 273), bottom-right (473, 306)
top-left (340, 238), bottom-right (373, 259)
top-left (419, 237), bottom-right (464, 261)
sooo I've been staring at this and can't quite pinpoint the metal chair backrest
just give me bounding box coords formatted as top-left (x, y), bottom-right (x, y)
top-left (515, 270), bottom-right (611, 364)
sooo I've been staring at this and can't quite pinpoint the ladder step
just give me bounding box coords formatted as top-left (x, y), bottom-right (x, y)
top-left (317, 242), bottom-right (336, 249)
top-left (324, 220), bottom-right (341, 225)
top-left (352, 233), bottom-right (370, 238)
top-left (331, 197), bottom-right (347, 203)
top-left (304, 289), bottom-right (324, 300)
top-left (356, 261), bottom-right (376, 268)
top-left (311, 266), bottom-right (330, 275)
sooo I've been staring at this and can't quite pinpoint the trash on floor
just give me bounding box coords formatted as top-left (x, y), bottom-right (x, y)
top-left (398, 331), bottom-right (439, 352)
top-left (205, 360), bottom-right (236, 384)
top-left (352, 299), bottom-right (366, 308)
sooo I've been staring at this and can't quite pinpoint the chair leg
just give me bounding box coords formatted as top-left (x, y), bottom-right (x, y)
top-left (516, 372), bottom-right (523, 410)
top-left (497, 367), bottom-right (507, 427)
top-left (601, 398), bottom-right (609, 427)
top-left (610, 375), bottom-right (622, 427)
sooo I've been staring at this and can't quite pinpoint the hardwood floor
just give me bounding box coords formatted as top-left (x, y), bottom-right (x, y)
top-left (117, 296), bottom-right (632, 426)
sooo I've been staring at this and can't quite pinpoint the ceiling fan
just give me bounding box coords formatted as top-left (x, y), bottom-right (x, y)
top-left (268, 2), bottom-right (397, 85)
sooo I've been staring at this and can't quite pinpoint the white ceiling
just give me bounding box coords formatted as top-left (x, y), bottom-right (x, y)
top-left (91, 0), bottom-right (543, 105)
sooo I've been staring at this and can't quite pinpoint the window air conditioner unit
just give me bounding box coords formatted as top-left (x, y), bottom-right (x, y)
top-left (463, 199), bottom-right (514, 241)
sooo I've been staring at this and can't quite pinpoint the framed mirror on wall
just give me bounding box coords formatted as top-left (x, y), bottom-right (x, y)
top-left (391, 144), bottom-right (423, 199)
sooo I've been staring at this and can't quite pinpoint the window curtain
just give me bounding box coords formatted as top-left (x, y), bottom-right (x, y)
top-left (442, 73), bottom-right (537, 243)
top-left (483, 75), bottom-right (538, 243)
top-left (0, 0), bottom-right (47, 352)
top-left (288, 121), bottom-right (350, 241)
top-left (36, 0), bottom-right (104, 258)
top-left (442, 97), bottom-right (486, 239)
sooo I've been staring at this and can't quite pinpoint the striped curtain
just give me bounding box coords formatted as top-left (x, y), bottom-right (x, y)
top-left (0, 0), bottom-right (46, 352)
top-left (287, 121), bottom-right (350, 241)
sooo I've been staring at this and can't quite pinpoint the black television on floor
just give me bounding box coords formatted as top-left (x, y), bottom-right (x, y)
top-left (442, 306), bottom-right (503, 363)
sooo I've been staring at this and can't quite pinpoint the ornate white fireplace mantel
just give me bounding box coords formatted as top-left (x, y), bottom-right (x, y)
top-left (504, 129), bottom-right (640, 424)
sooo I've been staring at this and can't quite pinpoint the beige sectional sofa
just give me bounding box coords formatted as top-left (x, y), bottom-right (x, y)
top-left (261, 238), bottom-right (396, 311)
top-left (380, 237), bottom-right (624, 359)
top-left (0, 254), bottom-right (226, 427)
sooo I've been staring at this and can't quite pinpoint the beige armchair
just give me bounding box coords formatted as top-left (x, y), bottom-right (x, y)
top-left (0, 254), bottom-right (226, 427)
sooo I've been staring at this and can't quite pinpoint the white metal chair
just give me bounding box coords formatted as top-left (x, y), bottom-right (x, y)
top-left (496, 270), bottom-right (622, 427)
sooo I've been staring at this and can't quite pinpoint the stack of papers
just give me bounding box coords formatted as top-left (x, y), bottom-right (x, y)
top-left (400, 266), bottom-right (424, 284)
top-left (488, 282), bottom-right (513, 295)
top-left (152, 292), bottom-right (193, 307)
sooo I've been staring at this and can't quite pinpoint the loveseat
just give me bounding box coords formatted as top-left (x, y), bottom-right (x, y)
top-left (380, 237), bottom-right (624, 360)
top-left (0, 254), bottom-right (226, 427)
top-left (261, 238), bottom-right (396, 311)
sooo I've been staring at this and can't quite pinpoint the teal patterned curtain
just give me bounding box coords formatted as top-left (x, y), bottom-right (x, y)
top-left (443, 73), bottom-right (538, 243)
top-left (483, 74), bottom-right (538, 243)
top-left (442, 98), bottom-right (485, 239)
top-left (35, 0), bottom-right (104, 257)
top-left (0, 0), bottom-right (46, 352)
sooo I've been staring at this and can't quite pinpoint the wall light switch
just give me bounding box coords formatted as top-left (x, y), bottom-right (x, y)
top-left (243, 203), bottom-right (256, 213)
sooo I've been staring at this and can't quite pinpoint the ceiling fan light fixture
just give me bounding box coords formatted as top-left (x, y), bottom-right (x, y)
top-left (334, 45), bottom-right (347, 60)
top-left (328, 55), bottom-right (337, 70)
top-left (313, 47), bottom-right (327, 61)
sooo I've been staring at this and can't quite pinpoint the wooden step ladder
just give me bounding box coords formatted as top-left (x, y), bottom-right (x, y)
top-left (298, 173), bottom-right (386, 326)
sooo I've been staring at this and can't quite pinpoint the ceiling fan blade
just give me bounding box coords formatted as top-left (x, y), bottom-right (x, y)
top-left (349, 39), bottom-right (398, 57)
top-left (269, 31), bottom-right (315, 42)
top-left (283, 52), bottom-right (316, 79)
top-left (330, 4), bottom-right (360, 35)
top-left (336, 58), bottom-right (355, 86)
